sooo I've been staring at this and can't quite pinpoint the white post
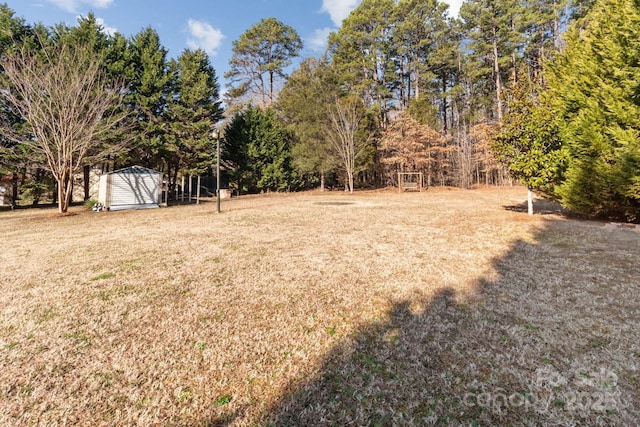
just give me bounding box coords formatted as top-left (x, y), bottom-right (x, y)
top-left (196, 176), bottom-right (201, 204)
top-left (181, 176), bottom-right (185, 202)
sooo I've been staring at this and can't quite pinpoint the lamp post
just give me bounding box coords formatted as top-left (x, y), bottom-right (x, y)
top-left (211, 128), bottom-right (221, 213)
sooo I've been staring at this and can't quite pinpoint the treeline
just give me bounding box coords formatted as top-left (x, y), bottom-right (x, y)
top-left (1, 0), bottom-right (638, 220)
top-left (0, 6), bottom-right (222, 211)
top-left (273, 0), bottom-right (638, 220)
top-left (224, 0), bottom-right (577, 194)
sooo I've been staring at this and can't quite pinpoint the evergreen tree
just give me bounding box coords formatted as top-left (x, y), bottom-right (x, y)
top-left (0, 4), bottom-right (35, 207)
top-left (546, 0), bottom-right (640, 221)
top-left (277, 57), bottom-right (340, 190)
top-left (225, 18), bottom-right (302, 109)
top-left (392, 0), bottom-right (458, 130)
top-left (165, 49), bottom-right (223, 190)
top-left (223, 105), bottom-right (299, 193)
top-left (329, 0), bottom-right (396, 128)
top-left (492, 78), bottom-right (565, 214)
top-left (460, 0), bottom-right (526, 123)
top-left (125, 27), bottom-right (172, 170)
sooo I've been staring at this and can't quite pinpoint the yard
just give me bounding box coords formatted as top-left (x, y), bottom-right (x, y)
top-left (0, 187), bottom-right (638, 426)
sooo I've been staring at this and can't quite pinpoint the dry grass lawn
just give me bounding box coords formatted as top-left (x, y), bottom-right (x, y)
top-left (0, 187), bottom-right (638, 426)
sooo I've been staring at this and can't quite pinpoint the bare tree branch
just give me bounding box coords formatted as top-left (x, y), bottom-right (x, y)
top-left (325, 96), bottom-right (372, 192)
top-left (0, 41), bottom-right (129, 213)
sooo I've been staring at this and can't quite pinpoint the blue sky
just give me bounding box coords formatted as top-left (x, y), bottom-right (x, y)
top-left (6, 0), bottom-right (462, 85)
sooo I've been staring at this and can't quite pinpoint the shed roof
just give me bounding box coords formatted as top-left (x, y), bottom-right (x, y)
top-left (107, 165), bottom-right (160, 175)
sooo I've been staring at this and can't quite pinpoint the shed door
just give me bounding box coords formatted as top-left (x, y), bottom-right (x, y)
top-left (110, 172), bottom-right (159, 208)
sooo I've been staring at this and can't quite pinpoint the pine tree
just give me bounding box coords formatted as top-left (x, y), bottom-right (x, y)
top-left (0, 4), bottom-right (35, 207)
top-left (328, 0), bottom-right (396, 128)
top-left (460, 0), bottom-right (524, 123)
top-left (225, 18), bottom-right (302, 109)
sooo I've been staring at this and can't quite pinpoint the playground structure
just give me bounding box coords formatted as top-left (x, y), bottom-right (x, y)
top-left (175, 175), bottom-right (230, 204)
top-left (397, 172), bottom-right (424, 192)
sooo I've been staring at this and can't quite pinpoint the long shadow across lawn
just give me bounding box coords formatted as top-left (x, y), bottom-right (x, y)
top-left (207, 216), bottom-right (639, 426)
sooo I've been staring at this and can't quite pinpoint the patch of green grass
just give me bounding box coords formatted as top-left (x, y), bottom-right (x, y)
top-left (94, 372), bottom-right (114, 389)
top-left (91, 272), bottom-right (115, 281)
top-left (4, 341), bottom-right (19, 349)
top-left (62, 329), bottom-right (93, 347)
top-left (214, 394), bottom-right (232, 406)
top-left (20, 384), bottom-right (34, 397)
top-left (35, 306), bottom-right (57, 324)
top-left (96, 291), bottom-right (111, 301)
top-left (135, 397), bottom-right (151, 408)
top-left (179, 388), bottom-right (193, 401)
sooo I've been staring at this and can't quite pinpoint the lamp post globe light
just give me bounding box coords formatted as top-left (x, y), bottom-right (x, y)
top-left (211, 128), bottom-right (220, 213)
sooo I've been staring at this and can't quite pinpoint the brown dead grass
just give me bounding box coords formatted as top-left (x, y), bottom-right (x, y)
top-left (0, 187), bottom-right (638, 426)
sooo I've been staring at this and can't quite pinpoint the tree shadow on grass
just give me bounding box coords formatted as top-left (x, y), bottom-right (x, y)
top-left (503, 197), bottom-right (574, 217)
top-left (206, 218), bottom-right (639, 426)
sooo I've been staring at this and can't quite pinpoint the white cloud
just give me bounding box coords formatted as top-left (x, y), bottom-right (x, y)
top-left (186, 19), bottom-right (225, 56)
top-left (320, 0), bottom-right (462, 27)
top-left (320, 0), bottom-right (361, 27)
top-left (48, 0), bottom-right (114, 13)
top-left (444, 0), bottom-right (463, 17)
top-left (306, 27), bottom-right (333, 53)
top-left (95, 17), bottom-right (117, 36)
top-left (74, 14), bottom-right (117, 36)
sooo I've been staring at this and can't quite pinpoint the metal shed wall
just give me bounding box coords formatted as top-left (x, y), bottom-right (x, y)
top-left (98, 166), bottom-right (162, 211)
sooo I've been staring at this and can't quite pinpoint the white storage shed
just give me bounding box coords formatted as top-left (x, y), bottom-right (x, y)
top-left (98, 166), bottom-right (162, 211)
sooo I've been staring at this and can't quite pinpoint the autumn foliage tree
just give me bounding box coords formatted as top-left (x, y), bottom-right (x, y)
top-left (379, 111), bottom-right (448, 186)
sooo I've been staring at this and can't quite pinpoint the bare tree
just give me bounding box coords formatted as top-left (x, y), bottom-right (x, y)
top-left (0, 42), bottom-right (128, 213)
top-left (325, 96), bottom-right (372, 193)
